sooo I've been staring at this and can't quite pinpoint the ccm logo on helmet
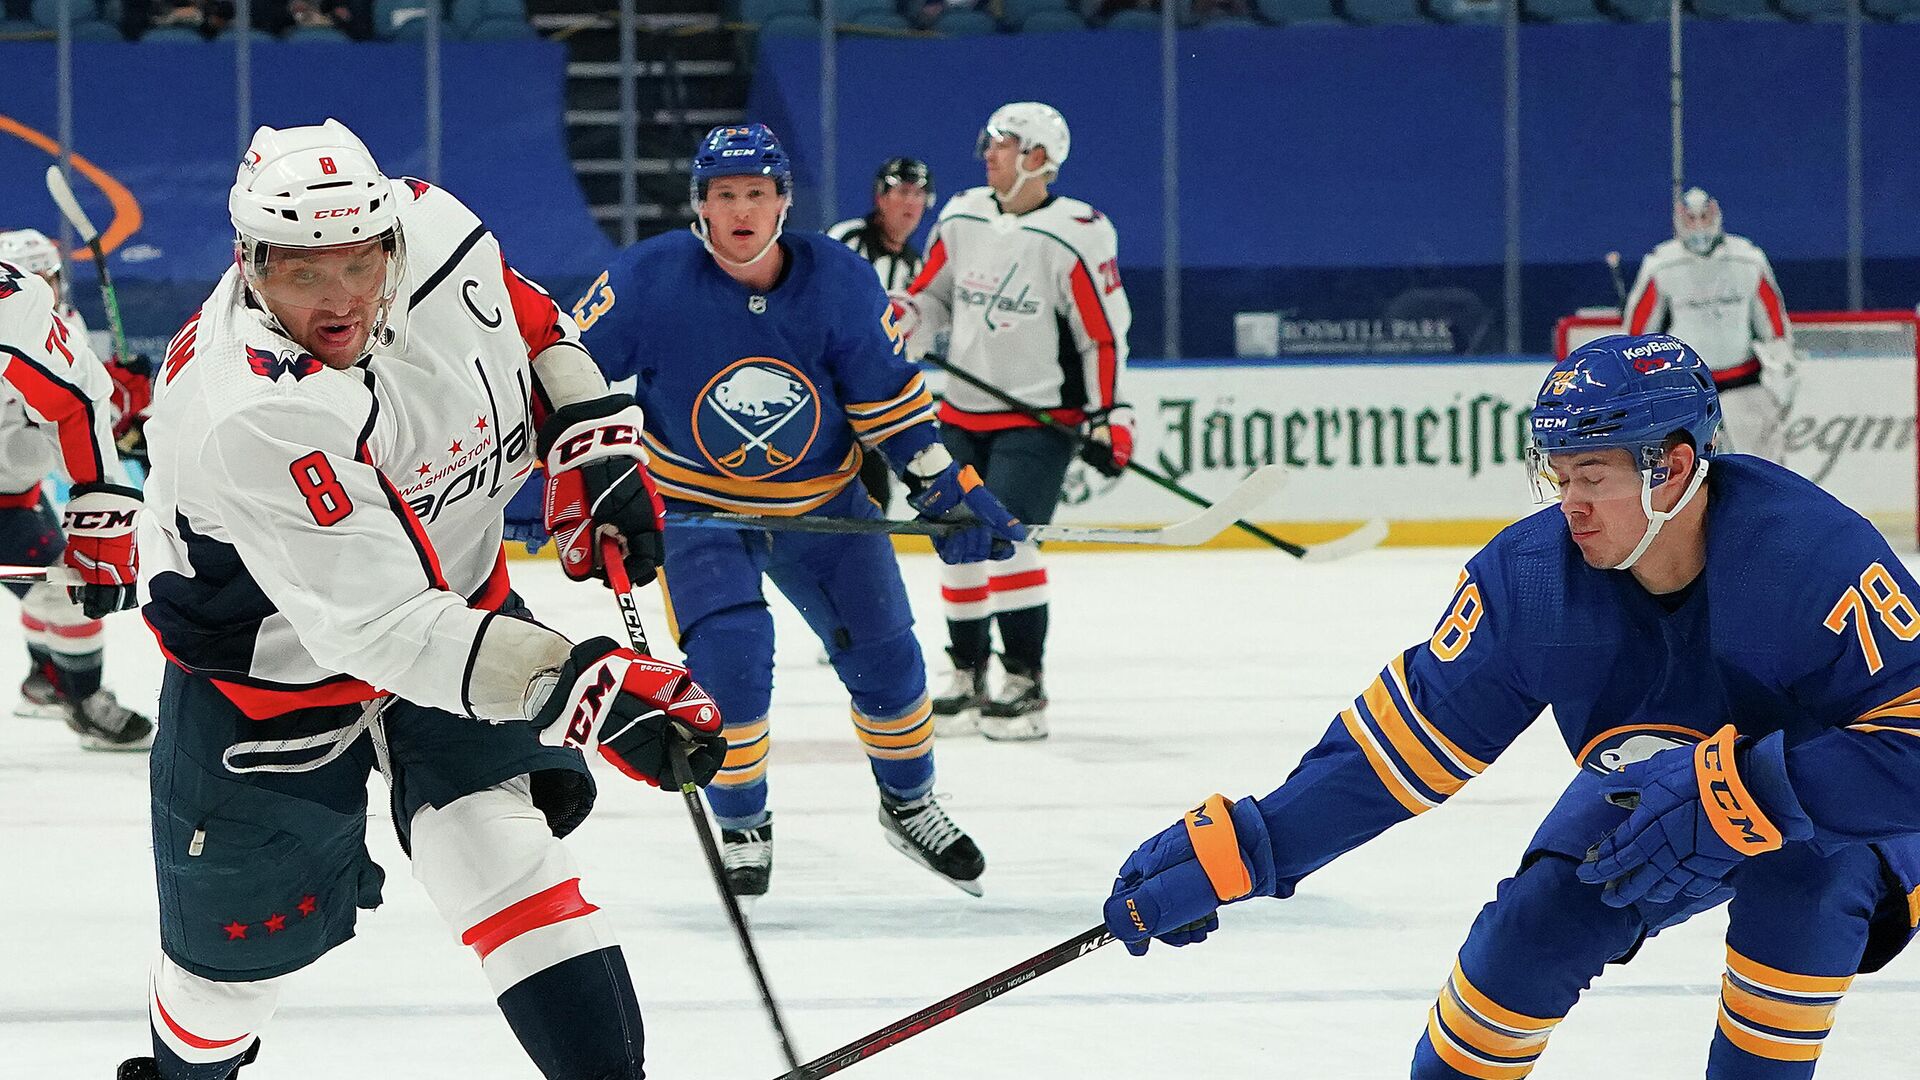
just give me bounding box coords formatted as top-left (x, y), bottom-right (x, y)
top-left (314, 207), bottom-right (361, 219)
top-left (553, 424), bottom-right (641, 466)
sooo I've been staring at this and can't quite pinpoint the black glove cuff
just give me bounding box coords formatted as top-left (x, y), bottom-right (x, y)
top-left (68, 482), bottom-right (144, 502)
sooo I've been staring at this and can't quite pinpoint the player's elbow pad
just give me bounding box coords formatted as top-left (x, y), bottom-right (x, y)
top-left (1185, 794), bottom-right (1280, 903)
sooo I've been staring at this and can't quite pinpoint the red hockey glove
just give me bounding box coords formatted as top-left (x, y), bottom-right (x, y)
top-left (1078, 406), bottom-right (1134, 478)
top-left (530, 636), bottom-right (728, 788)
top-left (108, 356), bottom-right (154, 466)
top-left (61, 482), bottom-right (141, 618)
top-left (538, 395), bottom-right (665, 586)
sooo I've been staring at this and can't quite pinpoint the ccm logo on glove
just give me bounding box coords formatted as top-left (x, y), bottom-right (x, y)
top-left (64, 506), bottom-right (139, 530)
top-left (551, 423), bottom-right (642, 468)
top-left (1696, 727), bottom-right (1783, 853)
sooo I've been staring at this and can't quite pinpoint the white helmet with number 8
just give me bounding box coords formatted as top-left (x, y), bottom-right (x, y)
top-left (229, 118), bottom-right (406, 355)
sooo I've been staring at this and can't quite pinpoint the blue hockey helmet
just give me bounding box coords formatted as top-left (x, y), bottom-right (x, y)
top-left (1528, 333), bottom-right (1721, 570)
top-left (1530, 333), bottom-right (1720, 467)
top-left (689, 123), bottom-right (792, 204)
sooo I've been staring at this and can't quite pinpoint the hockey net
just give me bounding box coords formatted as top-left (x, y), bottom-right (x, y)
top-left (1555, 309), bottom-right (1920, 549)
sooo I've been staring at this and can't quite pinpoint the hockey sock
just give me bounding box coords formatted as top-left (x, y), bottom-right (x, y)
top-left (46, 647), bottom-right (104, 699)
top-left (1708, 946), bottom-right (1851, 1078)
top-left (852, 699), bottom-right (934, 799)
top-left (995, 606), bottom-right (1048, 673)
top-left (945, 619), bottom-right (992, 670)
top-left (496, 946), bottom-right (644, 1080)
top-left (708, 715), bottom-right (771, 829)
top-left (148, 955), bottom-right (279, 1080)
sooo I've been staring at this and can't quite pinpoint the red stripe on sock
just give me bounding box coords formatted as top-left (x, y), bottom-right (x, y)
top-left (153, 992), bottom-right (250, 1051)
top-left (941, 585), bottom-right (990, 603)
top-left (38, 620), bottom-right (103, 639)
top-left (988, 570), bottom-right (1048, 592)
top-left (460, 878), bottom-right (599, 961)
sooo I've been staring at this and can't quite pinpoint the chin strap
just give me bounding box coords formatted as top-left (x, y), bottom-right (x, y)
top-left (992, 156), bottom-right (1056, 205)
top-left (690, 197), bottom-right (790, 271)
top-left (1613, 456), bottom-right (1710, 571)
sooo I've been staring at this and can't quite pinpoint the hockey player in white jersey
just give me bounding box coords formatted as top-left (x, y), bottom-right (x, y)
top-left (0, 231), bottom-right (151, 749)
top-left (1623, 188), bottom-right (1796, 462)
top-left (118, 119), bottom-right (727, 1080)
top-left (896, 102), bottom-right (1131, 741)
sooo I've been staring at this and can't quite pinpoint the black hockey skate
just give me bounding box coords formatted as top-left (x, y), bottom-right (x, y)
top-left (721, 820), bottom-right (772, 911)
top-left (979, 660), bottom-right (1046, 742)
top-left (119, 1038), bottom-right (260, 1078)
top-left (931, 649), bottom-right (988, 737)
top-left (59, 688), bottom-right (154, 752)
top-left (879, 791), bottom-right (985, 896)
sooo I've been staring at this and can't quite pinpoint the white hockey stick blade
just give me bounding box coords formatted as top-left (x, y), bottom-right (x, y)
top-left (0, 564), bottom-right (81, 586)
top-left (45, 165), bottom-right (102, 243)
top-left (1296, 517), bottom-right (1391, 564)
top-left (1025, 464), bottom-right (1290, 547)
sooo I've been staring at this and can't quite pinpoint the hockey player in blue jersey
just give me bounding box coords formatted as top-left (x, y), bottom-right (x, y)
top-left (566, 124), bottom-right (1025, 902)
top-left (1101, 334), bottom-right (1920, 1078)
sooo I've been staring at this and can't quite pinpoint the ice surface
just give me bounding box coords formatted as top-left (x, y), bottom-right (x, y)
top-left (5, 549), bottom-right (1915, 1078)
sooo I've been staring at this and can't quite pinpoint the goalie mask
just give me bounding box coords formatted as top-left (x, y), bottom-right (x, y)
top-left (229, 119), bottom-right (406, 365)
top-left (1674, 187), bottom-right (1724, 256)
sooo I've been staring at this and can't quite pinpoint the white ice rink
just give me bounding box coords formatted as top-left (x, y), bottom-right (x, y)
top-left (6, 548), bottom-right (1918, 1078)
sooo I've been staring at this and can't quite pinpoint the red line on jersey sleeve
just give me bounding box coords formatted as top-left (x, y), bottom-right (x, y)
top-left (358, 444), bottom-right (450, 592)
top-left (164, 313), bottom-right (200, 385)
top-left (1068, 261), bottom-right (1119, 408)
top-left (907, 238), bottom-right (947, 296)
top-left (1626, 279), bottom-right (1660, 334)
top-left (501, 256), bottom-right (567, 359)
top-left (1, 347), bottom-right (103, 484)
top-left (1757, 275), bottom-right (1787, 338)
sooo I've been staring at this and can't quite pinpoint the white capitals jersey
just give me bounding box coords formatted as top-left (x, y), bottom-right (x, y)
top-left (906, 188), bottom-right (1130, 431)
top-left (0, 261), bottom-right (124, 496)
top-left (140, 180), bottom-right (576, 720)
top-left (1623, 235), bottom-right (1789, 380)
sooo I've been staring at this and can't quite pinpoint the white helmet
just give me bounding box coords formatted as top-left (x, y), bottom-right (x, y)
top-left (978, 102), bottom-right (1070, 193)
top-left (0, 229), bottom-right (61, 279)
top-left (231, 119), bottom-right (399, 249)
top-left (1674, 187), bottom-right (1723, 256)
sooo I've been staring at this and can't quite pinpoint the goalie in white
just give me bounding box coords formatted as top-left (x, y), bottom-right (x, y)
top-left (1622, 187), bottom-right (1799, 463)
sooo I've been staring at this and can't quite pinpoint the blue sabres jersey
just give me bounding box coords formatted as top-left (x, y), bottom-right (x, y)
top-left (573, 230), bottom-right (936, 515)
top-left (1260, 456), bottom-right (1920, 895)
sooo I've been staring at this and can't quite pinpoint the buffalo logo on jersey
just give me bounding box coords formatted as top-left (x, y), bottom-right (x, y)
top-left (0, 263), bottom-right (20, 299)
top-left (245, 345), bottom-right (324, 382)
top-left (1575, 725), bottom-right (1708, 775)
top-left (692, 358), bottom-right (821, 480)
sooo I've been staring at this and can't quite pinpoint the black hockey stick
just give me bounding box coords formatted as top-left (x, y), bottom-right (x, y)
top-left (775, 924), bottom-right (1113, 1079)
top-left (45, 165), bottom-right (129, 366)
top-left (598, 534), bottom-right (805, 1073)
top-left (926, 357), bottom-right (1387, 562)
top-left (0, 564), bottom-right (77, 586)
top-left (1604, 251), bottom-right (1628, 306)
top-left (665, 461), bottom-right (1286, 548)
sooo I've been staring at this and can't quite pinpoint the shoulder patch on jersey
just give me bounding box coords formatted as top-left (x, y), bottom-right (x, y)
top-left (0, 262), bottom-right (23, 300)
top-left (245, 344), bottom-right (324, 383)
top-left (1074, 210), bottom-right (1104, 225)
top-left (403, 177), bottom-right (433, 200)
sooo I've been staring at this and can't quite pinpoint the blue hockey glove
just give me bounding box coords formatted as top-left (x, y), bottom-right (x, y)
top-left (1104, 794), bottom-right (1276, 956)
top-left (1577, 726), bottom-right (1812, 908)
top-left (904, 448), bottom-right (1026, 564)
top-left (504, 468), bottom-right (549, 553)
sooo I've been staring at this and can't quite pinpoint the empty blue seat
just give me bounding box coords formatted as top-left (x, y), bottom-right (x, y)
top-left (461, 13), bottom-right (533, 35)
top-left (1198, 12), bottom-right (1260, 24)
top-left (1865, 0), bottom-right (1920, 15)
top-left (66, 13), bottom-right (117, 33)
top-left (139, 23), bottom-right (201, 38)
top-left (759, 11), bottom-right (821, 32)
top-left (741, 0), bottom-right (812, 22)
top-left (29, 0), bottom-right (96, 26)
top-left (285, 23), bottom-right (352, 40)
top-left (1253, 0), bottom-right (1339, 21)
top-left (1001, 0), bottom-right (1067, 19)
top-left (1102, 6), bottom-right (1162, 25)
top-left (1691, 0), bottom-right (1776, 17)
top-left (451, 0), bottom-right (522, 30)
top-left (1343, 0), bottom-right (1422, 21)
top-left (935, 5), bottom-right (998, 30)
top-left (1775, 0), bottom-right (1847, 16)
top-left (1524, 0), bottom-right (1604, 19)
top-left (1018, 6), bottom-right (1085, 25)
top-left (1604, 0), bottom-right (1669, 19)
top-left (845, 6), bottom-right (910, 27)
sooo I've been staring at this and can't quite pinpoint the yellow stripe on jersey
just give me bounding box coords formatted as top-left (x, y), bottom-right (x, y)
top-left (1846, 722), bottom-right (1920, 739)
top-left (1338, 705), bottom-right (1438, 815)
top-left (1387, 654), bottom-right (1491, 774)
top-left (845, 373), bottom-right (931, 419)
top-left (1909, 883), bottom-right (1920, 929)
top-left (645, 437), bottom-right (861, 516)
top-left (1855, 684), bottom-right (1920, 725)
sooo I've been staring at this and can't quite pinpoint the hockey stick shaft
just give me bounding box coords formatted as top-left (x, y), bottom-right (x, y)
top-left (926, 358), bottom-right (1310, 555)
top-left (779, 924), bottom-right (1113, 1079)
top-left (0, 564), bottom-right (78, 586)
top-left (45, 165), bottom-right (129, 365)
top-left (598, 535), bottom-right (804, 1073)
top-left (1604, 251), bottom-right (1628, 306)
top-left (665, 461), bottom-right (1285, 548)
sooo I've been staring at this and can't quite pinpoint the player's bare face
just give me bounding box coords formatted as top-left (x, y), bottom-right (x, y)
top-left (1545, 449), bottom-right (1661, 567)
top-left (254, 239), bottom-right (391, 368)
top-left (702, 176), bottom-right (784, 265)
top-left (981, 136), bottom-right (1040, 198)
top-left (875, 183), bottom-right (929, 246)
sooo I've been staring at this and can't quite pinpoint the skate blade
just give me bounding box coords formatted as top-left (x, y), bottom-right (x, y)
top-left (935, 710), bottom-right (981, 738)
top-left (78, 731), bottom-right (154, 753)
top-left (979, 717), bottom-right (1048, 742)
top-left (882, 832), bottom-right (985, 897)
top-left (15, 702), bottom-right (63, 720)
